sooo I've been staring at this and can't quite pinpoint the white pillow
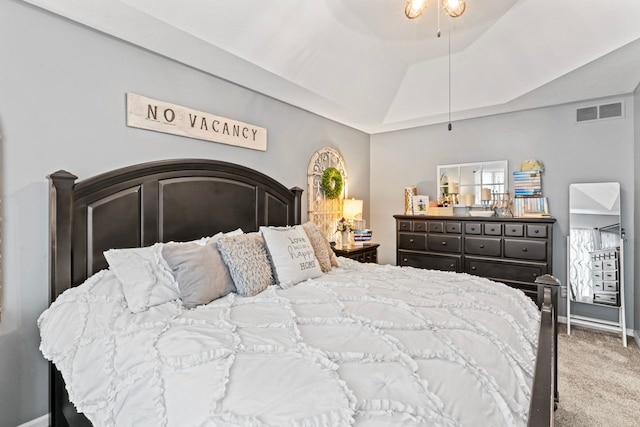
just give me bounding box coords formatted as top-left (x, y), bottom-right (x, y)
top-left (260, 225), bottom-right (322, 289)
top-left (104, 243), bottom-right (180, 313)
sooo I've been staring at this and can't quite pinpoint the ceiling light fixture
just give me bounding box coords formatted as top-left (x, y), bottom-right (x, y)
top-left (405, 0), bottom-right (467, 131)
top-left (404, 0), bottom-right (466, 20)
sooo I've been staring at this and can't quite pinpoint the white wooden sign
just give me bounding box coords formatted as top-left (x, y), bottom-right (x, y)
top-left (126, 93), bottom-right (267, 151)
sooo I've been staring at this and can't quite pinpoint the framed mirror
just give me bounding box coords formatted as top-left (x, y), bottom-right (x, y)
top-left (568, 182), bottom-right (621, 305)
top-left (437, 160), bottom-right (508, 206)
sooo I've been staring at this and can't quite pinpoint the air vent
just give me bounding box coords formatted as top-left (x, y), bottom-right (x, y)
top-left (576, 101), bottom-right (624, 123)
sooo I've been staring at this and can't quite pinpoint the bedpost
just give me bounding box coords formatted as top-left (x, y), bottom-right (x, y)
top-left (291, 187), bottom-right (304, 224)
top-left (48, 170), bottom-right (77, 301)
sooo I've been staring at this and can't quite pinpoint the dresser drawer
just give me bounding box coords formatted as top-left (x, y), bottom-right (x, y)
top-left (467, 258), bottom-right (545, 284)
top-left (504, 239), bottom-right (547, 261)
top-left (603, 260), bottom-right (617, 270)
top-left (427, 235), bottom-right (461, 253)
top-left (592, 260), bottom-right (604, 270)
top-left (428, 221), bottom-right (444, 233)
top-left (593, 281), bottom-right (604, 292)
top-left (483, 223), bottom-right (502, 236)
top-left (398, 220), bottom-right (412, 231)
top-left (465, 223), bottom-right (482, 235)
top-left (603, 270), bottom-right (618, 281)
top-left (603, 281), bottom-right (619, 292)
top-left (446, 222), bottom-right (462, 234)
top-left (398, 233), bottom-right (427, 251)
top-left (412, 220), bottom-right (428, 232)
top-left (464, 237), bottom-right (501, 257)
top-left (398, 251), bottom-right (460, 272)
top-left (592, 271), bottom-right (604, 281)
top-left (593, 292), bottom-right (619, 306)
top-left (526, 224), bottom-right (547, 238)
top-left (504, 224), bottom-right (524, 237)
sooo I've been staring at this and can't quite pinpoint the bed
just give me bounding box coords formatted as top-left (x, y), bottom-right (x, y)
top-left (41, 158), bottom-right (558, 426)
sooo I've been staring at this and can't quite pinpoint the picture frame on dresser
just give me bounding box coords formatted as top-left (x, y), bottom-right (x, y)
top-left (412, 195), bottom-right (429, 215)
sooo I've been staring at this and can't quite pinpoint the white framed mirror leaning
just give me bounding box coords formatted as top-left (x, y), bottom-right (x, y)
top-left (567, 182), bottom-right (626, 346)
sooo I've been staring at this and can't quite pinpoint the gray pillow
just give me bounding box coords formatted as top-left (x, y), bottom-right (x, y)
top-left (162, 237), bottom-right (236, 309)
top-left (216, 233), bottom-right (274, 297)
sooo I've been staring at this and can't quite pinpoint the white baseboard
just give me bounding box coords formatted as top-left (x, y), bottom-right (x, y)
top-left (16, 414), bottom-right (49, 427)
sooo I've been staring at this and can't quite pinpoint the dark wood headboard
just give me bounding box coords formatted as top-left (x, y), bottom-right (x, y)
top-left (49, 159), bottom-right (303, 302)
top-left (47, 159), bottom-right (302, 426)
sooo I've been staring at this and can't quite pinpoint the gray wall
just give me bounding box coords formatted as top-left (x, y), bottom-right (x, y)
top-left (0, 2), bottom-right (370, 425)
top-left (635, 83), bottom-right (640, 340)
top-left (370, 98), bottom-right (635, 325)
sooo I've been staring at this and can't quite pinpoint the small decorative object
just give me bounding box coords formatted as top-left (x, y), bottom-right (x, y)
top-left (520, 159), bottom-right (544, 172)
top-left (321, 167), bottom-right (343, 199)
top-left (404, 186), bottom-right (417, 215)
top-left (336, 217), bottom-right (354, 248)
top-left (493, 192), bottom-right (514, 218)
top-left (412, 195), bottom-right (429, 215)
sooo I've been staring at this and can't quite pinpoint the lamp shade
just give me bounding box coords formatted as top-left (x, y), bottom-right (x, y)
top-left (343, 198), bottom-right (363, 220)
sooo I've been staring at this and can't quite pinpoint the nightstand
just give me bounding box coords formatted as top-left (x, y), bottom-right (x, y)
top-left (332, 243), bottom-right (379, 264)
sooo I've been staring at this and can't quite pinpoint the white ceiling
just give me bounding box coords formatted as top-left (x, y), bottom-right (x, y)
top-left (23, 0), bottom-right (640, 134)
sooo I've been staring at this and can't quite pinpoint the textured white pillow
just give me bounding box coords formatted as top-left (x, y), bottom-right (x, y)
top-left (260, 225), bottom-right (323, 289)
top-left (216, 233), bottom-right (274, 297)
top-left (104, 243), bottom-right (180, 313)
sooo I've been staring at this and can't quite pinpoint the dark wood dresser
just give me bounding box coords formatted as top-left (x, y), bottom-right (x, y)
top-left (394, 215), bottom-right (555, 299)
top-left (332, 243), bottom-right (379, 264)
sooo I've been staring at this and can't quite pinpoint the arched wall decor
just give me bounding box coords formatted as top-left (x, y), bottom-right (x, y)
top-left (307, 147), bottom-right (348, 241)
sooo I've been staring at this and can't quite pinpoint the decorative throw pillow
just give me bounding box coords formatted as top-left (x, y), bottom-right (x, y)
top-left (260, 225), bottom-right (323, 289)
top-left (216, 233), bottom-right (274, 297)
top-left (323, 237), bottom-right (340, 267)
top-left (162, 234), bottom-right (236, 309)
top-left (104, 243), bottom-right (181, 313)
top-left (301, 221), bottom-right (332, 272)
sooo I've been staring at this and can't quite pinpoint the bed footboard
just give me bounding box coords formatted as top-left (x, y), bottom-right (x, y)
top-left (527, 274), bottom-right (560, 426)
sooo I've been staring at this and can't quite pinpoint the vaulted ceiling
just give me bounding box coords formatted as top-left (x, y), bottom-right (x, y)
top-left (24, 0), bottom-right (640, 134)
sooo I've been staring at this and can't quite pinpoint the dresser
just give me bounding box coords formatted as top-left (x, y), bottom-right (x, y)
top-left (394, 215), bottom-right (555, 299)
top-left (332, 244), bottom-right (379, 264)
top-left (591, 247), bottom-right (620, 306)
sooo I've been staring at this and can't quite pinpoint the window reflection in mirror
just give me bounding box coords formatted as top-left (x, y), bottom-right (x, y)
top-left (568, 182), bottom-right (621, 304)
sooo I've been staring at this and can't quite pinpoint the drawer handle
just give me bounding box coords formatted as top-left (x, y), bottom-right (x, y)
top-left (471, 266), bottom-right (476, 271)
top-left (441, 241), bottom-right (447, 246)
top-left (403, 258), bottom-right (408, 262)
top-left (532, 273), bottom-right (537, 277)
top-left (490, 228), bottom-right (495, 232)
top-left (480, 244), bottom-right (485, 248)
top-left (534, 230), bottom-right (540, 234)
top-left (511, 229), bottom-right (516, 232)
top-left (450, 264), bottom-right (455, 268)
top-left (409, 238), bottom-right (414, 243)
top-left (471, 227), bottom-right (476, 231)
top-left (522, 247), bottom-right (528, 252)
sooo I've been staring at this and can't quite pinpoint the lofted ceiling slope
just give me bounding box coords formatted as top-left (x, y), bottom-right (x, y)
top-left (23, 0), bottom-right (640, 134)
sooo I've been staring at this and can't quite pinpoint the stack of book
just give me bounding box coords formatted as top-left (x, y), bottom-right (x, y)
top-left (512, 197), bottom-right (550, 217)
top-left (353, 229), bottom-right (372, 246)
top-left (513, 170), bottom-right (542, 198)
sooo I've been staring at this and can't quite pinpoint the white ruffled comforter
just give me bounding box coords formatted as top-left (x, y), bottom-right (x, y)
top-left (39, 258), bottom-right (540, 427)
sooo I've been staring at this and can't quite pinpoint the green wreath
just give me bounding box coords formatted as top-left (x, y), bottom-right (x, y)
top-left (321, 167), bottom-right (343, 199)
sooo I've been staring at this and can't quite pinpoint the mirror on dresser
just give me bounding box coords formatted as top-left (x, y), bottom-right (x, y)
top-left (567, 182), bottom-right (626, 346)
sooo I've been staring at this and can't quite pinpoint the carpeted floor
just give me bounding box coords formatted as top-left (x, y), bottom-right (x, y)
top-left (555, 325), bottom-right (640, 427)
